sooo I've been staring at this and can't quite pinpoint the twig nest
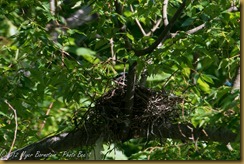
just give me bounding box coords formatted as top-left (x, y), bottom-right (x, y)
top-left (88, 86), bottom-right (182, 142)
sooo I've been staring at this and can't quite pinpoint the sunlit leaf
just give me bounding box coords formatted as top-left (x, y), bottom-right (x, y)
top-left (197, 77), bottom-right (210, 93)
top-left (124, 11), bottom-right (133, 17)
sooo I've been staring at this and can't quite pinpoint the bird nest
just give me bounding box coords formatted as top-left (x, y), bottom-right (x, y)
top-left (84, 86), bottom-right (182, 142)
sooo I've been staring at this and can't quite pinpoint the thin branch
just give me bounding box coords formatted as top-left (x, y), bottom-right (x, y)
top-left (163, 68), bottom-right (179, 88)
top-left (162, 0), bottom-right (169, 27)
top-left (38, 102), bottom-right (53, 136)
top-left (148, 19), bottom-right (162, 36)
top-left (4, 100), bottom-right (18, 160)
top-left (130, 4), bottom-right (162, 36)
top-left (227, 5), bottom-right (239, 12)
top-left (186, 23), bottom-right (206, 34)
top-left (50, 0), bottom-right (56, 15)
top-left (134, 0), bottom-right (188, 56)
top-left (130, 5), bottom-right (147, 36)
top-left (186, 6), bottom-right (239, 35)
top-left (109, 38), bottom-right (116, 65)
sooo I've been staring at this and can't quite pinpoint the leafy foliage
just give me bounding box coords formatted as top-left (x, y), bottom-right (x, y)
top-left (0, 0), bottom-right (240, 160)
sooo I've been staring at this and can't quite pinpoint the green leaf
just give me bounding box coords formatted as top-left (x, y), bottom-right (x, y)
top-left (181, 17), bottom-right (195, 27)
top-left (64, 46), bottom-right (100, 64)
top-left (191, 107), bottom-right (212, 127)
top-left (0, 111), bottom-right (10, 118)
top-left (139, 17), bottom-right (146, 25)
top-left (197, 77), bottom-right (210, 93)
top-left (126, 33), bottom-right (134, 42)
top-left (201, 74), bottom-right (214, 84)
top-left (124, 11), bottom-right (133, 17)
top-left (76, 48), bottom-right (95, 56)
top-left (182, 67), bottom-right (191, 78)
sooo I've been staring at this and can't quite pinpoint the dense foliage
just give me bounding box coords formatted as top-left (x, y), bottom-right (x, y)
top-left (0, 0), bottom-right (240, 160)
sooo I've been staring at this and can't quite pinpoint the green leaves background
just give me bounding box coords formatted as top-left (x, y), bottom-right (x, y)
top-left (0, 0), bottom-right (240, 160)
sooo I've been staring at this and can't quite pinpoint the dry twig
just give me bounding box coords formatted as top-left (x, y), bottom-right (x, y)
top-left (4, 100), bottom-right (18, 159)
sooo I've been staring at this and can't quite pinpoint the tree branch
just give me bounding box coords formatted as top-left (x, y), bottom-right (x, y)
top-left (124, 61), bottom-right (137, 115)
top-left (50, 0), bottom-right (56, 15)
top-left (155, 5), bottom-right (240, 49)
top-left (115, 0), bottom-right (132, 50)
top-left (186, 23), bottom-right (206, 34)
top-left (148, 19), bottom-right (162, 36)
top-left (110, 38), bottom-right (116, 65)
top-left (115, 1), bottom-right (137, 120)
top-left (186, 6), bottom-right (239, 34)
top-left (162, 0), bottom-right (169, 27)
top-left (1, 121), bottom-right (237, 160)
top-left (1, 122), bottom-right (103, 160)
top-left (233, 66), bottom-right (240, 89)
top-left (130, 5), bottom-right (162, 37)
top-left (134, 0), bottom-right (188, 56)
top-left (38, 102), bottom-right (53, 136)
top-left (4, 100), bottom-right (18, 160)
top-left (130, 5), bottom-right (147, 36)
